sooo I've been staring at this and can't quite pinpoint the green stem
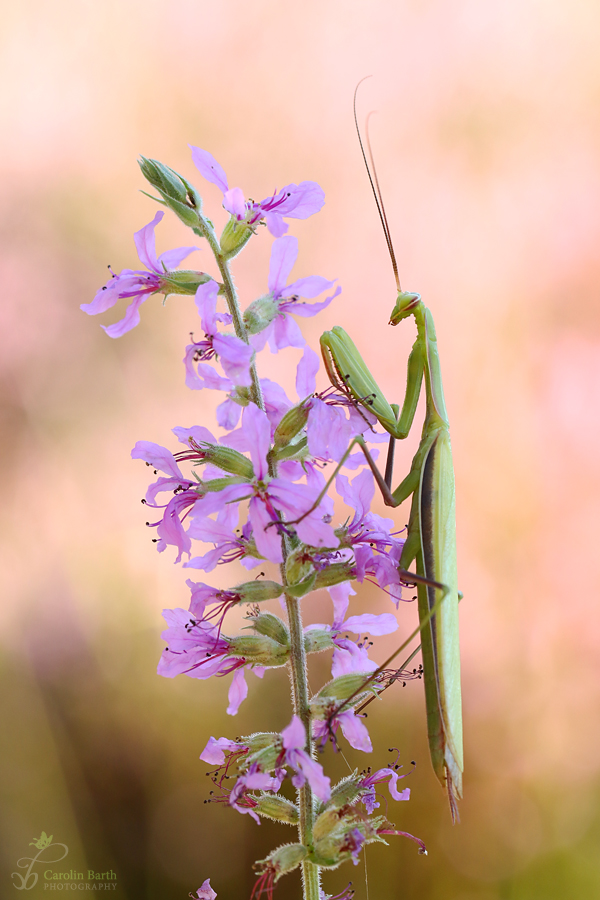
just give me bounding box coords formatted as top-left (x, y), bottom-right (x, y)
top-left (192, 216), bottom-right (264, 410)
top-left (282, 552), bottom-right (320, 900)
top-left (196, 215), bottom-right (319, 900)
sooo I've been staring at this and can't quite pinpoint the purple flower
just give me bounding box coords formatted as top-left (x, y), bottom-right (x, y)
top-left (81, 211), bottom-right (197, 337)
top-left (313, 708), bottom-right (373, 754)
top-left (191, 879), bottom-right (217, 900)
top-left (157, 608), bottom-right (251, 714)
top-left (280, 716), bottom-right (331, 802)
top-left (306, 582), bottom-right (398, 655)
top-left (185, 280), bottom-right (253, 387)
top-left (132, 439), bottom-right (198, 562)
top-left (190, 404), bottom-right (337, 564)
top-left (200, 735), bottom-right (243, 766)
top-left (250, 237), bottom-right (340, 352)
top-left (342, 828), bottom-right (366, 866)
top-left (191, 146), bottom-right (325, 237)
top-left (185, 505), bottom-right (261, 572)
top-left (359, 765), bottom-right (411, 814)
top-left (228, 763), bottom-right (283, 824)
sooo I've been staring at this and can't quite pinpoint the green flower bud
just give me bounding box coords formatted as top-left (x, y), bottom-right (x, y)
top-left (240, 732), bottom-right (281, 771)
top-left (220, 216), bottom-right (253, 259)
top-left (257, 843), bottom-right (308, 880)
top-left (196, 443), bottom-right (254, 479)
top-left (247, 612), bottom-right (289, 646)
top-left (253, 794), bottom-right (299, 825)
top-left (235, 580), bottom-right (283, 603)
top-left (243, 293), bottom-right (279, 335)
top-left (138, 157), bottom-right (203, 226)
top-left (272, 435), bottom-right (309, 463)
top-left (284, 572), bottom-right (316, 599)
top-left (199, 475), bottom-right (250, 494)
top-left (304, 629), bottom-right (335, 655)
top-left (273, 405), bottom-right (309, 448)
top-left (312, 808), bottom-right (341, 843)
top-left (313, 562), bottom-right (355, 590)
top-left (228, 634), bottom-right (290, 667)
top-left (310, 816), bottom-right (387, 869)
top-left (228, 386), bottom-right (251, 411)
top-left (311, 674), bottom-right (378, 718)
top-left (285, 548), bottom-right (315, 584)
top-left (325, 773), bottom-right (366, 810)
top-left (160, 270), bottom-right (214, 296)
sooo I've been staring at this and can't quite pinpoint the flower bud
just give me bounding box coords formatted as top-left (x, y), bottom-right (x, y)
top-left (273, 405), bottom-right (309, 448)
top-left (243, 293), bottom-right (279, 335)
top-left (285, 548), bottom-right (314, 585)
top-left (257, 843), bottom-right (308, 879)
top-left (196, 443), bottom-right (254, 479)
top-left (200, 475), bottom-right (249, 494)
top-left (161, 270), bottom-right (214, 296)
top-left (313, 563), bottom-right (355, 590)
top-left (138, 156), bottom-right (203, 227)
top-left (235, 581), bottom-right (283, 603)
top-left (326, 774), bottom-right (366, 810)
top-left (311, 674), bottom-right (376, 718)
top-left (220, 217), bottom-right (253, 259)
top-left (253, 794), bottom-right (299, 825)
top-left (310, 816), bottom-right (385, 869)
top-left (285, 573), bottom-right (316, 599)
top-left (241, 732), bottom-right (281, 771)
top-left (228, 634), bottom-right (290, 666)
top-left (304, 629), bottom-right (334, 655)
top-left (248, 612), bottom-right (289, 647)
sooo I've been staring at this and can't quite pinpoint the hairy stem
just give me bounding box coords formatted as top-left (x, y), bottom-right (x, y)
top-left (192, 216), bottom-right (264, 409)
top-left (197, 217), bottom-right (319, 900)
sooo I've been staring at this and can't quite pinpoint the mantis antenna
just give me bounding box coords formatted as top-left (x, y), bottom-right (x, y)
top-left (353, 79), bottom-right (401, 292)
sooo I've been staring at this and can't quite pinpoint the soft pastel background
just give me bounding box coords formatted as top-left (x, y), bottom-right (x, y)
top-left (2, 1), bottom-right (600, 898)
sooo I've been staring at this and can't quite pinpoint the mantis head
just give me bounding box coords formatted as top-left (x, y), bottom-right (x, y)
top-left (389, 291), bottom-right (422, 325)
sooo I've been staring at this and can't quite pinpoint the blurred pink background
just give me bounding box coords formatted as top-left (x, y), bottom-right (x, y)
top-left (2, 1), bottom-right (600, 898)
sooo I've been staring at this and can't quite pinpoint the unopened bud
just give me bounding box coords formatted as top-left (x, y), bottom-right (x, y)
top-left (312, 808), bottom-right (341, 842)
top-left (285, 548), bottom-right (314, 584)
top-left (236, 581), bottom-right (283, 603)
top-left (161, 270), bottom-right (213, 297)
top-left (243, 293), bottom-right (279, 335)
top-left (304, 629), bottom-right (334, 655)
top-left (197, 443), bottom-right (254, 479)
top-left (327, 774), bottom-right (365, 810)
top-left (253, 794), bottom-right (299, 825)
top-left (220, 216), bottom-right (253, 259)
top-left (257, 843), bottom-right (308, 880)
top-left (228, 634), bottom-right (290, 666)
top-left (273, 405), bottom-right (309, 448)
top-left (313, 562), bottom-right (355, 590)
top-left (241, 732), bottom-right (281, 771)
top-left (138, 156), bottom-right (202, 227)
top-left (285, 573), bottom-right (316, 599)
top-left (248, 612), bottom-right (289, 646)
top-left (311, 674), bottom-right (376, 717)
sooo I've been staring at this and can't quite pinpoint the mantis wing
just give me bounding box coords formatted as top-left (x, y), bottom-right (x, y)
top-left (418, 428), bottom-right (463, 809)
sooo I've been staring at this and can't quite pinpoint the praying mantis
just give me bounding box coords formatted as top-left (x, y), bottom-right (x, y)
top-left (311, 104), bottom-right (463, 819)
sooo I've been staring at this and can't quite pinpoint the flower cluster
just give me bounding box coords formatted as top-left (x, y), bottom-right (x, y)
top-left (86, 147), bottom-right (425, 900)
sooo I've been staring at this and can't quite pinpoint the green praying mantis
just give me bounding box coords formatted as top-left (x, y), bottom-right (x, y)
top-left (319, 297), bottom-right (463, 820)
top-left (290, 105), bottom-right (463, 820)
